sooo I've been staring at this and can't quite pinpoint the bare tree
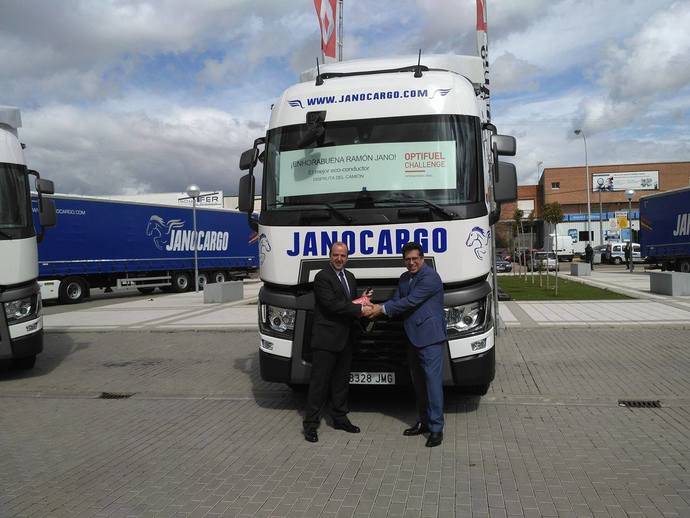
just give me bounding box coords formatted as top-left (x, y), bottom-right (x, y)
top-left (543, 202), bottom-right (565, 295)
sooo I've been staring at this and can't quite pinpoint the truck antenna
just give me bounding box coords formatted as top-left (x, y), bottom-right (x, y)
top-left (414, 49), bottom-right (423, 78)
top-left (315, 58), bottom-right (324, 86)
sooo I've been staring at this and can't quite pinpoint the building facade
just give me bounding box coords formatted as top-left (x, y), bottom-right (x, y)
top-left (498, 161), bottom-right (690, 253)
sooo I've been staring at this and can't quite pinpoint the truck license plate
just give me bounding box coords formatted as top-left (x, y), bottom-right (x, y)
top-left (349, 372), bottom-right (395, 385)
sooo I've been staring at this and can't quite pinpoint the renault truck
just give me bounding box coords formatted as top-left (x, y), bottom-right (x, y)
top-left (237, 54), bottom-right (517, 393)
top-left (0, 106), bottom-right (55, 369)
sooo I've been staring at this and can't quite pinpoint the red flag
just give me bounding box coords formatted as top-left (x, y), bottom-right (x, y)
top-left (314, 0), bottom-right (337, 59)
top-left (476, 0), bottom-right (487, 31)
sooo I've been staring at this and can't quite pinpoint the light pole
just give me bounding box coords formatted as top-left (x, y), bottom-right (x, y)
top-left (186, 184), bottom-right (201, 292)
top-left (597, 177), bottom-right (605, 246)
top-left (625, 189), bottom-right (634, 272)
top-left (574, 129), bottom-right (592, 245)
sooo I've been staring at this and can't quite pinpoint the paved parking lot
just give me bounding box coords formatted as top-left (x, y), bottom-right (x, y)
top-left (2, 327), bottom-right (689, 517)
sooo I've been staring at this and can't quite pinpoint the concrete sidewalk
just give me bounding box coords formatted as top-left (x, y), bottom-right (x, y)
top-left (42, 276), bottom-right (690, 332)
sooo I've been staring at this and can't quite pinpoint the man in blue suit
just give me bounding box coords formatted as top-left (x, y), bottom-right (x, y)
top-left (371, 241), bottom-right (447, 447)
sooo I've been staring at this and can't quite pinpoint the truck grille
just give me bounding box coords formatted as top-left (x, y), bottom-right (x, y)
top-left (352, 318), bottom-right (408, 371)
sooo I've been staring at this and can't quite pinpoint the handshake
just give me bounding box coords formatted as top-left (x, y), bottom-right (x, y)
top-left (361, 303), bottom-right (383, 319)
top-left (354, 289), bottom-right (384, 319)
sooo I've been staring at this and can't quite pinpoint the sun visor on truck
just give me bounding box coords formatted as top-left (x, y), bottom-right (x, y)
top-left (299, 54), bottom-right (485, 87)
top-left (0, 106), bottom-right (22, 130)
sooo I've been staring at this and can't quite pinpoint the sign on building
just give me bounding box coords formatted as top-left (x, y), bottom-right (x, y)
top-left (178, 191), bottom-right (224, 208)
top-left (592, 171), bottom-right (659, 192)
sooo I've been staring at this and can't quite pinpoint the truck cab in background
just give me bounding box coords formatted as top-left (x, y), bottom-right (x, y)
top-left (237, 54), bottom-right (517, 394)
top-left (0, 106), bottom-right (55, 369)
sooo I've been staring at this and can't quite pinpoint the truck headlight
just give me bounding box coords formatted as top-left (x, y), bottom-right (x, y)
top-left (260, 304), bottom-right (296, 336)
top-left (444, 294), bottom-right (491, 336)
top-left (4, 295), bottom-right (39, 324)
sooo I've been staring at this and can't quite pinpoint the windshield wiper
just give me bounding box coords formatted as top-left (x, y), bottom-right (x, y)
top-left (374, 196), bottom-right (456, 220)
top-left (272, 202), bottom-right (352, 223)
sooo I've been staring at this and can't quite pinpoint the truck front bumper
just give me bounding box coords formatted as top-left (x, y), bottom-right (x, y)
top-left (0, 282), bottom-right (44, 360)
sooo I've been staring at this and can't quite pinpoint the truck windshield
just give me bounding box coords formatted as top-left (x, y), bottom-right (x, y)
top-left (263, 114), bottom-right (480, 210)
top-left (0, 163), bottom-right (34, 240)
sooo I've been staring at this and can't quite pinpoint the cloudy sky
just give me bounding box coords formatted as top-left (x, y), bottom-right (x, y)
top-left (3, 0), bottom-right (689, 195)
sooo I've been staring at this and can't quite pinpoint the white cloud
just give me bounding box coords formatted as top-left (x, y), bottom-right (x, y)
top-left (21, 104), bottom-right (261, 195)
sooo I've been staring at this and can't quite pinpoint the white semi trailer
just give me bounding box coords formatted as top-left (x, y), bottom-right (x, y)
top-left (0, 106), bottom-right (55, 369)
top-left (237, 54), bottom-right (517, 393)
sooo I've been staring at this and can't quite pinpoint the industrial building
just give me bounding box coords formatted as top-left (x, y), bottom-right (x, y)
top-left (497, 161), bottom-right (690, 254)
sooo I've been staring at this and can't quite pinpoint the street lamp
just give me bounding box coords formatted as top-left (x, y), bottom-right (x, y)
top-left (186, 184), bottom-right (201, 292)
top-left (574, 129), bottom-right (592, 245)
top-left (597, 177), bottom-right (605, 246)
top-left (625, 189), bottom-right (634, 272)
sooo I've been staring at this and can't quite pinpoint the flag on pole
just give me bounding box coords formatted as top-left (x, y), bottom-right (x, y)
top-left (476, 0), bottom-right (491, 121)
top-left (314, 0), bottom-right (338, 61)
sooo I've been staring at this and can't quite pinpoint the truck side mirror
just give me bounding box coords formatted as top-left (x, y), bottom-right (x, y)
top-left (238, 174), bottom-right (255, 213)
top-left (36, 178), bottom-right (55, 194)
top-left (495, 162), bottom-right (518, 203)
top-left (239, 148), bottom-right (258, 171)
top-left (39, 198), bottom-right (56, 228)
top-left (491, 134), bottom-right (516, 156)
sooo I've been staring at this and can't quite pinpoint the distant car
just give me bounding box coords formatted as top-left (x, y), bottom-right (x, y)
top-left (494, 256), bottom-right (512, 272)
top-left (527, 251), bottom-right (559, 271)
top-left (605, 242), bottom-right (645, 264)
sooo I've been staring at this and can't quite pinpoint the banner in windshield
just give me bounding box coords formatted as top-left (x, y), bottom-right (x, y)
top-left (277, 141), bottom-right (456, 197)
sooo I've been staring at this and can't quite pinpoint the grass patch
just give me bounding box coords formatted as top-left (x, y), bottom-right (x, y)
top-left (498, 274), bottom-right (633, 300)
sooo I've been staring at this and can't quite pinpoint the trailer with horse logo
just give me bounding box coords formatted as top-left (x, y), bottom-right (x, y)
top-left (34, 194), bottom-right (258, 304)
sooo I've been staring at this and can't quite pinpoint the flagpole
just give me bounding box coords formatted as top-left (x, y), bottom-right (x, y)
top-left (337, 0), bottom-right (343, 61)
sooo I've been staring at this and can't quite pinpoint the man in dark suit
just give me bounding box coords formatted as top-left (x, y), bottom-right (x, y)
top-left (303, 241), bottom-right (372, 443)
top-left (370, 242), bottom-right (447, 447)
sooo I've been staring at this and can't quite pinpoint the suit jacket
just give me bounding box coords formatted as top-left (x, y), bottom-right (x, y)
top-left (310, 266), bottom-right (362, 352)
top-left (383, 263), bottom-right (447, 348)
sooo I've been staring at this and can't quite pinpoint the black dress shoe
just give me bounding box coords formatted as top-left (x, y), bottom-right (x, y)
top-left (425, 432), bottom-right (443, 448)
top-left (403, 422), bottom-right (430, 436)
top-left (333, 420), bottom-right (360, 433)
top-left (304, 429), bottom-right (318, 443)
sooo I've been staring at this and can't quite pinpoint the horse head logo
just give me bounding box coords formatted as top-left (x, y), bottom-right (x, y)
top-left (146, 215), bottom-right (185, 250)
top-left (465, 226), bottom-right (491, 260)
top-left (258, 233), bottom-right (271, 265)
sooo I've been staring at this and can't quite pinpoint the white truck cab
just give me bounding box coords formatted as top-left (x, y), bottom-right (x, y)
top-left (237, 54), bottom-right (517, 393)
top-left (0, 106), bottom-right (55, 369)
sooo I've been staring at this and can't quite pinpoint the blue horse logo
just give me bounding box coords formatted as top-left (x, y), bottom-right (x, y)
top-left (146, 215), bottom-right (185, 250)
top-left (465, 226), bottom-right (491, 260)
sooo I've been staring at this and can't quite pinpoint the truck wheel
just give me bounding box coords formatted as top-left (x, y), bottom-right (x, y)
top-left (59, 277), bottom-right (87, 304)
top-left (137, 287), bottom-right (155, 295)
top-left (679, 260), bottom-right (690, 273)
top-left (197, 272), bottom-right (209, 290)
top-left (11, 355), bottom-right (36, 370)
top-left (212, 271), bottom-right (227, 283)
top-left (613, 257), bottom-right (622, 265)
top-left (171, 272), bottom-right (191, 293)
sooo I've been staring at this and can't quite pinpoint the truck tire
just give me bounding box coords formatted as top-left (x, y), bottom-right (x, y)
top-left (679, 260), bottom-right (690, 273)
top-left (11, 355), bottom-right (36, 370)
top-left (171, 272), bottom-right (191, 293)
top-left (212, 270), bottom-right (227, 283)
top-left (137, 287), bottom-right (155, 295)
top-left (59, 277), bottom-right (87, 304)
top-left (197, 272), bottom-right (209, 290)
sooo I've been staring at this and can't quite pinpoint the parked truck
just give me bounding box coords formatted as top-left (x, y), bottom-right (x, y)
top-left (640, 186), bottom-right (690, 272)
top-left (34, 195), bottom-right (259, 304)
top-left (551, 234), bottom-right (575, 262)
top-left (236, 54), bottom-right (517, 394)
top-left (1, 106), bottom-right (56, 369)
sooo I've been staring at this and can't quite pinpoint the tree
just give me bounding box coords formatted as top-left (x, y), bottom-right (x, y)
top-left (542, 202), bottom-right (564, 295)
top-left (512, 207), bottom-right (524, 277)
top-left (527, 210), bottom-right (536, 284)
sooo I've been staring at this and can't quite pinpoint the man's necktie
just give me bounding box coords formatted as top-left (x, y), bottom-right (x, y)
top-left (338, 271), bottom-right (349, 298)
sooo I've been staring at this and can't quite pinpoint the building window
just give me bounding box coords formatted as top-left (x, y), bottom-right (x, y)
top-left (551, 182), bottom-right (560, 189)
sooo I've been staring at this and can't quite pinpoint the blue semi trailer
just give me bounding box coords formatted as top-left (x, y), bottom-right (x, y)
top-left (33, 194), bottom-right (258, 303)
top-left (640, 186), bottom-right (690, 273)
